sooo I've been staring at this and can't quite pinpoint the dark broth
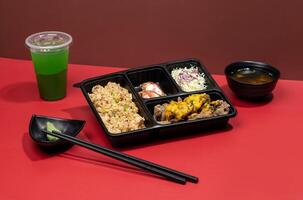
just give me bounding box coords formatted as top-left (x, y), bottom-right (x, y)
top-left (231, 68), bottom-right (274, 85)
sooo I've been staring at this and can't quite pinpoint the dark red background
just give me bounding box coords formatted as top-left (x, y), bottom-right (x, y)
top-left (1, 0), bottom-right (302, 79)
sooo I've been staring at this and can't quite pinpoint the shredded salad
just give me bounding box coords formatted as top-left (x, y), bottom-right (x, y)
top-left (171, 65), bottom-right (207, 92)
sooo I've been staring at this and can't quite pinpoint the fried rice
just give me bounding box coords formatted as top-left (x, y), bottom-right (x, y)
top-left (88, 82), bottom-right (145, 134)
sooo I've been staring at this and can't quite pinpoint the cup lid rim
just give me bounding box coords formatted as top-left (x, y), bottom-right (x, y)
top-left (25, 31), bottom-right (72, 50)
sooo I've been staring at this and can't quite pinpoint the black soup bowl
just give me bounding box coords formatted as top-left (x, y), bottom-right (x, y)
top-left (29, 115), bottom-right (85, 151)
top-left (225, 61), bottom-right (280, 100)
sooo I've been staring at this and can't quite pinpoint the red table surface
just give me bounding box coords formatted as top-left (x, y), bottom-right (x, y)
top-left (0, 57), bottom-right (303, 200)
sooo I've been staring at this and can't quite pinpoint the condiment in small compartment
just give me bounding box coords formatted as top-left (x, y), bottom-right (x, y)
top-left (138, 81), bottom-right (166, 99)
top-left (171, 64), bottom-right (207, 92)
top-left (153, 93), bottom-right (230, 124)
top-left (230, 68), bottom-right (274, 85)
top-left (88, 82), bottom-right (145, 134)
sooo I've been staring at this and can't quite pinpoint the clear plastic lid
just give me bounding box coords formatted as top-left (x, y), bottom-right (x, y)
top-left (25, 31), bottom-right (72, 52)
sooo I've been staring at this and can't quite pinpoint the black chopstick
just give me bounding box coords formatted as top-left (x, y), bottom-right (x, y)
top-left (42, 130), bottom-right (193, 184)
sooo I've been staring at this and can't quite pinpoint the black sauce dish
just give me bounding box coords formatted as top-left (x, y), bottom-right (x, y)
top-left (29, 115), bottom-right (85, 151)
top-left (225, 61), bottom-right (280, 100)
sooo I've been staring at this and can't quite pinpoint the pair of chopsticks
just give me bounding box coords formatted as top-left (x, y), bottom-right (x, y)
top-left (42, 130), bottom-right (198, 184)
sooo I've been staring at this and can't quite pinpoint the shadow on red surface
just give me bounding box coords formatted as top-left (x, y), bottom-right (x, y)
top-left (220, 84), bottom-right (274, 108)
top-left (114, 124), bottom-right (234, 151)
top-left (22, 131), bottom-right (54, 161)
top-left (22, 131), bottom-right (172, 183)
top-left (0, 81), bottom-right (39, 103)
top-left (59, 152), bottom-right (161, 179)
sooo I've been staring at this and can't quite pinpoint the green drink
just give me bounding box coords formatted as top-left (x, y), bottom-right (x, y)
top-left (26, 31), bottom-right (72, 101)
top-left (31, 49), bottom-right (68, 100)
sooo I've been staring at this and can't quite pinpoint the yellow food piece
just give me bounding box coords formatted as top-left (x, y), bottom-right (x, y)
top-left (174, 101), bottom-right (192, 121)
top-left (210, 100), bottom-right (221, 106)
top-left (200, 103), bottom-right (214, 114)
top-left (184, 93), bottom-right (210, 112)
top-left (164, 101), bottom-right (178, 120)
top-left (164, 93), bottom-right (212, 121)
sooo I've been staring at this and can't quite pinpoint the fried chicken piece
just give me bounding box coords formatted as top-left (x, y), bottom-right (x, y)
top-left (174, 101), bottom-right (192, 121)
top-left (184, 93), bottom-right (210, 112)
top-left (164, 101), bottom-right (178, 121)
top-left (188, 102), bottom-right (214, 120)
top-left (163, 100), bottom-right (193, 121)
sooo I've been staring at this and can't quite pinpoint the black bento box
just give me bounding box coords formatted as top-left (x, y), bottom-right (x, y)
top-left (75, 59), bottom-right (237, 147)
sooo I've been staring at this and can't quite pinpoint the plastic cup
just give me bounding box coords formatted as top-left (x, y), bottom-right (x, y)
top-left (25, 31), bottom-right (72, 101)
